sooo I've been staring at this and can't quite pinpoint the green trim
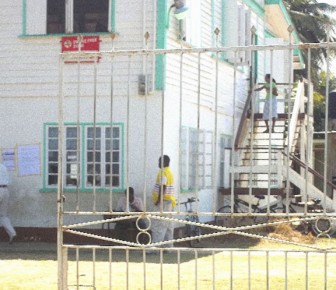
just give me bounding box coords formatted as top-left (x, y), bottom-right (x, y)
top-left (243, 0), bottom-right (264, 17)
top-left (42, 122), bottom-right (124, 193)
top-left (81, 125), bottom-right (86, 191)
top-left (254, 34), bottom-right (259, 81)
top-left (221, 0), bottom-right (225, 47)
top-left (19, 32), bottom-right (114, 38)
top-left (155, 0), bottom-right (167, 90)
top-left (265, 29), bottom-right (276, 38)
top-left (22, 0), bottom-right (27, 35)
top-left (40, 188), bottom-right (124, 194)
top-left (42, 124), bottom-right (47, 189)
top-left (265, 0), bottom-right (281, 4)
top-left (265, 0), bottom-right (305, 68)
top-left (180, 189), bottom-right (197, 193)
top-left (110, 0), bottom-right (115, 32)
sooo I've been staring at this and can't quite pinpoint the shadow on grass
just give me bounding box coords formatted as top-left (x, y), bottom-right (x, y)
top-left (0, 229), bottom-right (263, 264)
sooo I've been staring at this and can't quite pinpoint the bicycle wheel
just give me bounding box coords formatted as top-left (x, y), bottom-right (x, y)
top-left (216, 203), bottom-right (255, 228)
top-left (186, 216), bottom-right (201, 247)
top-left (311, 217), bottom-right (336, 237)
top-left (215, 205), bottom-right (233, 227)
top-left (254, 207), bottom-right (277, 225)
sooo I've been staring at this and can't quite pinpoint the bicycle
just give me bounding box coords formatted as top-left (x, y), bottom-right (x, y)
top-left (288, 196), bottom-right (336, 237)
top-left (180, 197), bottom-right (202, 247)
top-left (215, 195), bottom-right (279, 228)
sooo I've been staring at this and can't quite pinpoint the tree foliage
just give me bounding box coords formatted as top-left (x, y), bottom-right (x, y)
top-left (283, 0), bottom-right (336, 82)
top-left (284, 1), bottom-right (336, 132)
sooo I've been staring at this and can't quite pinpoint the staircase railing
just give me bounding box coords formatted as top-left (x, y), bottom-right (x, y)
top-left (234, 89), bottom-right (253, 150)
top-left (286, 80), bottom-right (305, 153)
top-left (284, 152), bottom-right (336, 191)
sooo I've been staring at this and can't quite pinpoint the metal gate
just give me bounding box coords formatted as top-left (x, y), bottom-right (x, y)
top-left (57, 33), bottom-right (336, 289)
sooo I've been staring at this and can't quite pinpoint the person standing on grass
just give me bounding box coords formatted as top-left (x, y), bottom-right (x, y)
top-left (0, 162), bottom-right (16, 244)
top-left (254, 74), bottom-right (278, 133)
top-left (150, 155), bottom-right (176, 249)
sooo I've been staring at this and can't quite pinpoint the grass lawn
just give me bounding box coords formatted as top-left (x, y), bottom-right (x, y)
top-left (1, 236), bottom-right (336, 290)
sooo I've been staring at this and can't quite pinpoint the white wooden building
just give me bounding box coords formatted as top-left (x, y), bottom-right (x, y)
top-left (0, 0), bottom-right (303, 240)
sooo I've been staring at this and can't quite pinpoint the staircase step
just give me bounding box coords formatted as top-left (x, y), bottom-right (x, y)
top-left (219, 187), bottom-right (285, 195)
top-left (252, 113), bottom-right (305, 120)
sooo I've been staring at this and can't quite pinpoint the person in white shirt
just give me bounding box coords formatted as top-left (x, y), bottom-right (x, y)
top-left (115, 187), bottom-right (145, 230)
top-left (116, 187), bottom-right (144, 212)
top-left (0, 163), bottom-right (16, 244)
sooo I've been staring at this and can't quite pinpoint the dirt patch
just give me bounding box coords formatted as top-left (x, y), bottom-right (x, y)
top-left (268, 222), bottom-right (316, 244)
top-left (194, 220), bottom-right (317, 248)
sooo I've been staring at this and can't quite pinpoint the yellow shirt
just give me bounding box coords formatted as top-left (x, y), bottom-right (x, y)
top-left (152, 167), bottom-right (176, 207)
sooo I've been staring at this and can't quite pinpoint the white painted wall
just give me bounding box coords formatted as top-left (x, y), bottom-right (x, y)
top-left (0, 0), bottom-right (293, 229)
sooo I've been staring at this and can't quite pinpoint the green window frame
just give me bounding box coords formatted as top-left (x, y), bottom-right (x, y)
top-left (22, 0), bottom-right (116, 36)
top-left (43, 122), bottom-right (124, 192)
top-left (181, 127), bottom-right (213, 191)
top-left (219, 134), bottom-right (232, 188)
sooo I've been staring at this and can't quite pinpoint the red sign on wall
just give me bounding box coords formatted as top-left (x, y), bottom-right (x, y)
top-left (61, 36), bottom-right (100, 63)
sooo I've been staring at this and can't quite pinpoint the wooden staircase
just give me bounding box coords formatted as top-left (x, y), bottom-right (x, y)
top-left (224, 80), bottom-right (336, 211)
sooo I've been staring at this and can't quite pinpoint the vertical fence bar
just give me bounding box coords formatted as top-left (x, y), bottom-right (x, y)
top-left (324, 252), bottom-right (328, 290)
top-left (92, 248), bottom-right (96, 289)
top-left (75, 35), bottom-right (82, 213)
top-left (92, 55), bottom-right (98, 212)
top-left (305, 252), bottom-right (308, 290)
top-left (195, 250), bottom-right (198, 290)
top-left (76, 248), bottom-right (79, 290)
top-left (267, 50), bottom-right (274, 214)
top-left (196, 51), bottom-right (201, 211)
top-left (126, 249), bottom-right (130, 290)
top-left (125, 55), bottom-right (131, 211)
top-left (142, 33), bottom-right (149, 211)
top-left (266, 251), bottom-right (269, 290)
top-left (212, 250), bottom-right (215, 290)
top-left (159, 53), bottom-right (166, 211)
top-left (248, 251), bottom-right (251, 290)
top-left (285, 26), bottom-right (294, 216)
top-left (178, 50), bottom-right (184, 213)
top-left (109, 33), bottom-right (116, 212)
top-left (57, 54), bottom-right (66, 290)
top-left (213, 28), bottom-right (220, 214)
top-left (109, 248), bottom-right (112, 290)
top-left (231, 52), bottom-right (238, 212)
top-left (143, 249), bottom-right (147, 290)
top-left (285, 251), bottom-right (288, 290)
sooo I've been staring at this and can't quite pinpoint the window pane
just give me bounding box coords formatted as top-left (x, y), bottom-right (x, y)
top-left (87, 151), bottom-right (101, 162)
top-left (112, 176), bottom-right (119, 187)
top-left (87, 164), bottom-right (101, 174)
top-left (48, 174), bottom-right (58, 185)
top-left (112, 164), bottom-right (119, 174)
top-left (87, 140), bottom-right (101, 150)
top-left (87, 127), bottom-right (101, 138)
top-left (87, 175), bottom-right (101, 186)
top-left (48, 164), bottom-right (58, 174)
top-left (47, 0), bottom-right (65, 34)
top-left (67, 151), bottom-right (78, 162)
top-left (66, 127), bottom-right (78, 138)
top-left (49, 151), bottom-right (58, 162)
top-left (48, 127), bottom-right (58, 138)
top-left (48, 139), bottom-right (58, 150)
top-left (112, 140), bottom-right (119, 150)
top-left (66, 139), bottom-right (77, 150)
top-left (74, 0), bottom-right (109, 33)
top-left (105, 175), bottom-right (119, 186)
top-left (113, 127), bottom-right (120, 138)
top-left (112, 152), bottom-right (119, 162)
